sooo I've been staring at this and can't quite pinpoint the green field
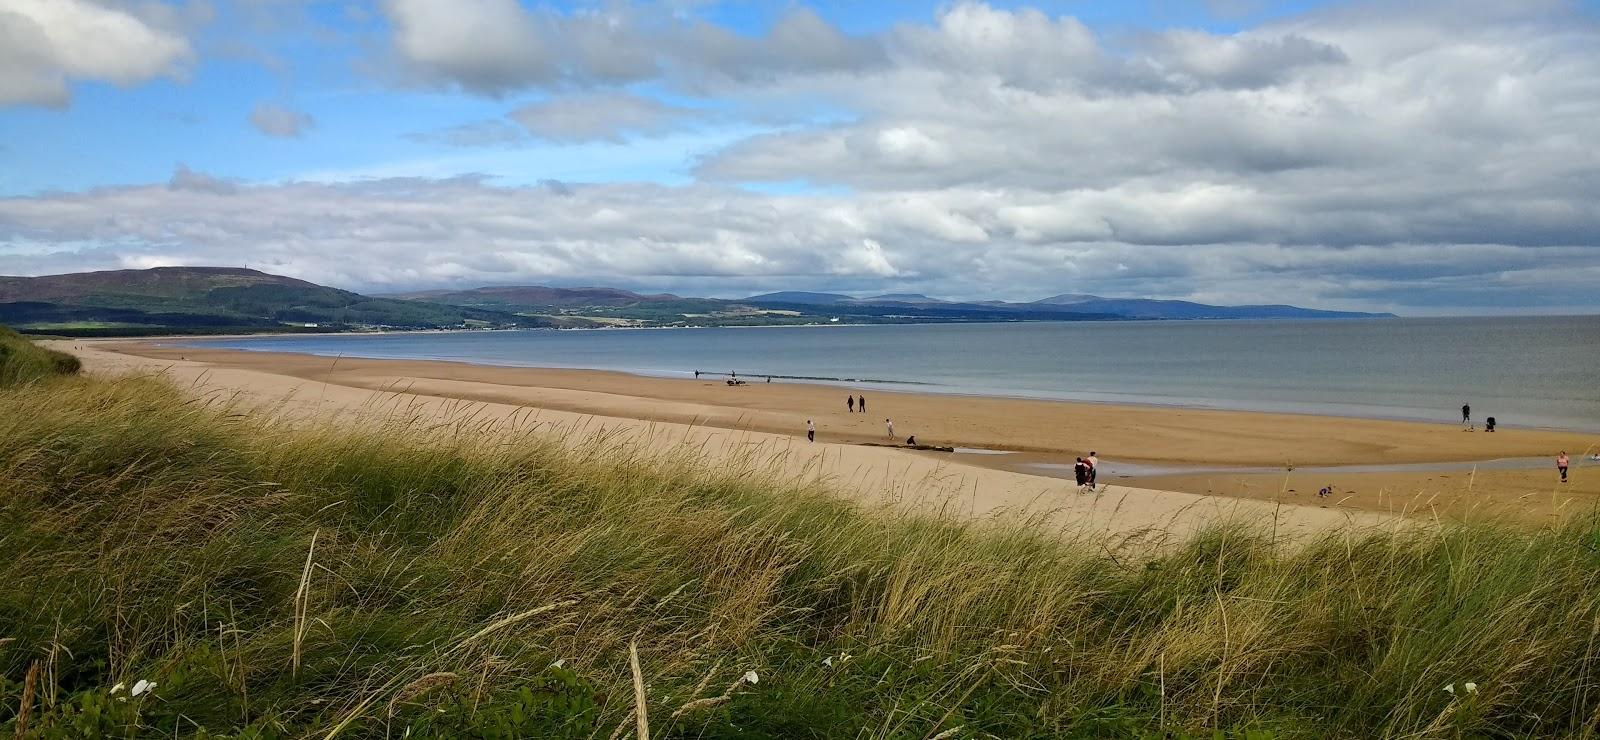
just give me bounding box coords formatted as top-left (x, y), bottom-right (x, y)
top-left (2, 330), bottom-right (1599, 737)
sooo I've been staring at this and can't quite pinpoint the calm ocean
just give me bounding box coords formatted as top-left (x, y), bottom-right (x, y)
top-left (183, 317), bottom-right (1600, 432)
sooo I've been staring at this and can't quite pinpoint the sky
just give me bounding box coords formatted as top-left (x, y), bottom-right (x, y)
top-left (2, 1), bottom-right (1599, 315)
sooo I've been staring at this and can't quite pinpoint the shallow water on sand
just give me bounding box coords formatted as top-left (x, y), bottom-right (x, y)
top-left (184, 316), bottom-right (1600, 432)
top-left (1024, 456), bottom-right (1586, 479)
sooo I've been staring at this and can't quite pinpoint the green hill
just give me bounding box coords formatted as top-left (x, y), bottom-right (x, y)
top-left (0, 267), bottom-right (565, 335)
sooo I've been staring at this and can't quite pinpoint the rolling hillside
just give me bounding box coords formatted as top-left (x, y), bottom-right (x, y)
top-left (0, 267), bottom-right (1396, 335)
top-left (0, 267), bottom-right (561, 335)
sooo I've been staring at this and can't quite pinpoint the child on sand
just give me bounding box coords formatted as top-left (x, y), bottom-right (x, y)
top-left (1559, 452), bottom-right (1570, 483)
top-left (885, 418), bottom-right (894, 438)
top-left (807, 420), bottom-right (815, 443)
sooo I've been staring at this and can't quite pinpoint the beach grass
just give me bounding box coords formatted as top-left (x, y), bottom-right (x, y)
top-left (2, 337), bottom-right (1599, 737)
top-left (0, 326), bottom-right (80, 385)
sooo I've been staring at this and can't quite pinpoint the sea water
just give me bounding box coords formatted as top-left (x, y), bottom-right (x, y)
top-left (182, 316), bottom-right (1600, 432)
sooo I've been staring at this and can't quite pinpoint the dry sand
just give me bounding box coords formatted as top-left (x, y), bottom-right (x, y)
top-left (51, 339), bottom-right (1599, 535)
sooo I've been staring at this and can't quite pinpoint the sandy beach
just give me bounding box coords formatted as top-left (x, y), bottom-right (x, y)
top-left (53, 339), bottom-right (1599, 528)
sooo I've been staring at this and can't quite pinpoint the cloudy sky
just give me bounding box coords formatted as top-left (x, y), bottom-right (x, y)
top-left (2, 0), bottom-right (1598, 314)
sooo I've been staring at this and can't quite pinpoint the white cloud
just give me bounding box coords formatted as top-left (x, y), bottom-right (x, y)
top-left (695, 1), bottom-right (1600, 257)
top-left (671, 7), bottom-right (886, 84)
top-left (383, 0), bottom-right (560, 94)
top-left (1139, 30), bottom-right (1347, 89)
top-left (889, 2), bottom-right (1102, 91)
top-left (249, 103), bottom-right (315, 138)
top-left (0, 0), bottom-right (193, 107)
top-left (2, 169), bottom-right (1597, 313)
top-left (406, 120), bottom-right (527, 148)
top-left (168, 165), bottom-right (238, 195)
top-left (509, 92), bottom-right (699, 143)
top-left (4, 2), bottom-right (1600, 314)
top-left (378, 1), bottom-right (883, 94)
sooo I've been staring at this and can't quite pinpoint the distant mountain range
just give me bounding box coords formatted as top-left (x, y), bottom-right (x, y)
top-left (0, 267), bottom-right (568, 335)
top-left (740, 290), bottom-right (1391, 320)
top-left (388, 285), bottom-right (681, 308)
top-left (0, 267), bottom-right (1394, 336)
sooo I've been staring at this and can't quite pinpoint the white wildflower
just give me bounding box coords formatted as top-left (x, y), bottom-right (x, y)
top-left (551, 659), bottom-right (566, 668)
top-left (1464, 682), bottom-right (1478, 694)
top-left (1443, 684), bottom-right (1455, 695)
top-left (109, 682), bottom-right (126, 694)
top-left (823, 657), bottom-right (833, 667)
top-left (130, 680), bottom-right (157, 697)
top-left (743, 670), bottom-right (759, 685)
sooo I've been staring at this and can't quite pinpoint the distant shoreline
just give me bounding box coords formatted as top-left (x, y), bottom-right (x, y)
top-left (33, 311), bottom-right (1429, 341)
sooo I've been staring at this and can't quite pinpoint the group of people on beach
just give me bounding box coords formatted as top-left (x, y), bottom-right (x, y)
top-left (1072, 452), bottom-right (1098, 493)
top-left (806, 394), bottom-right (879, 444)
top-left (1465, 403), bottom-right (1579, 483)
top-left (1460, 403), bottom-right (1496, 432)
top-left (695, 370), bottom-right (771, 385)
top-left (806, 395), bottom-right (918, 446)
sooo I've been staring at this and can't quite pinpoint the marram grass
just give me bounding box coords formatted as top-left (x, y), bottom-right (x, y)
top-left (0, 327), bottom-right (79, 386)
top-left (1, 342), bottom-right (1599, 737)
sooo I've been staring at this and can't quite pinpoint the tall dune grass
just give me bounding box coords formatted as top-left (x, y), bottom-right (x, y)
top-left (0, 327), bottom-right (79, 385)
top-left (2, 344), bottom-right (1599, 736)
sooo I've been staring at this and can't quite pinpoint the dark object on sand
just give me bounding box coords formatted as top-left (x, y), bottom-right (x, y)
top-left (861, 442), bottom-right (955, 452)
top-left (905, 435), bottom-right (916, 446)
top-left (1485, 416), bottom-right (1496, 432)
top-left (726, 379), bottom-right (746, 386)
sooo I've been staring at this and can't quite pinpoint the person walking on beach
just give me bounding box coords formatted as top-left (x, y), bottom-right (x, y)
top-left (1558, 451), bottom-right (1570, 483)
top-left (885, 418), bottom-right (894, 439)
top-left (694, 370), bottom-right (700, 378)
top-left (1462, 403), bottom-right (1472, 430)
top-left (847, 395), bottom-right (855, 413)
top-left (1086, 451), bottom-right (1099, 488)
top-left (858, 395), bottom-right (867, 413)
top-left (807, 419), bottom-right (815, 443)
top-left (1073, 457), bottom-right (1089, 492)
